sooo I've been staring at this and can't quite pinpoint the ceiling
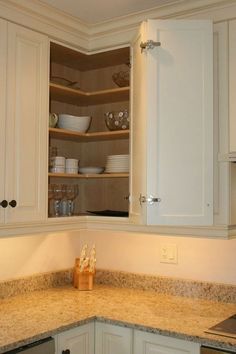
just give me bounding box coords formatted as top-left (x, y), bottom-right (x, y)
top-left (39, 0), bottom-right (181, 24)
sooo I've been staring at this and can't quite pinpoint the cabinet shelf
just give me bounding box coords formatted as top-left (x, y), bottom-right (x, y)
top-left (49, 127), bottom-right (129, 141)
top-left (50, 82), bottom-right (130, 106)
top-left (48, 172), bottom-right (129, 178)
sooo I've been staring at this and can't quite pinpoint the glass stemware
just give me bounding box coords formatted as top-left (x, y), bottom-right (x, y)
top-left (53, 184), bottom-right (66, 217)
top-left (65, 184), bottom-right (79, 216)
top-left (48, 183), bottom-right (54, 217)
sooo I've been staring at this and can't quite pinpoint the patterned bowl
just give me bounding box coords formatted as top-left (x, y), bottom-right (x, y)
top-left (105, 110), bottom-right (129, 131)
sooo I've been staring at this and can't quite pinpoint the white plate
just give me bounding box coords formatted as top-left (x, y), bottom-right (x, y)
top-left (107, 156), bottom-right (129, 159)
top-left (79, 167), bottom-right (105, 174)
top-left (107, 154), bottom-right (129, 158)
top-left (106, 168), bottom-right (129, 173)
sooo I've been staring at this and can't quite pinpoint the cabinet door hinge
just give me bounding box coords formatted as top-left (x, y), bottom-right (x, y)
top-left (140, 40), bottom-right (161, 53)
top-left (139, 194), bottom-right (161, 205)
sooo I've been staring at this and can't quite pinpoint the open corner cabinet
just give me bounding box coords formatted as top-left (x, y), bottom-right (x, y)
top-left (48, 42), bottom-right (130, 219)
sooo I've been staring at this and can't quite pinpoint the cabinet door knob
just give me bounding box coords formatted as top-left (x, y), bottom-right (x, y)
top-left (0, 200), bottom-right (8, 208)
top-left (9, 200), bottom-right (17, 208)
top-left (62, 350), bottom-right (70, 354)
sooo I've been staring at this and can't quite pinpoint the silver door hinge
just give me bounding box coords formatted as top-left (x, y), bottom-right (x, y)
top-left (139, 194), bottom-right (161, 205)
top-left (140, 40), bottom-right (161, 53)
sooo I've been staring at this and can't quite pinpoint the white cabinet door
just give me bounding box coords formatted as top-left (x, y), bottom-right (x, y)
top-left (95, 322), bottom-right (133, 354)
top-left (134, 330), bottom-right (200, 354)
top-left (57, 323), bottom-right (94, 354)
top-left (213, 22), bottom-right (230, 226)
top-left (0, 19), bottom-right (7, 225)
top-left (4, 22), bottom-right (48, 223)
top-left (130, 20), bottom-right (213, 226)
top-left (229, 19), bottom-right (236, 153)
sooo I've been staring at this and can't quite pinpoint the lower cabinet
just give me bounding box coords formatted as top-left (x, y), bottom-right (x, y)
top-left (95, 322), bottom-right (133, 354)
top-left (56, 323), bottom-right (94, 354)
top-left (134, 330), bottom-right (200, 354)
top-left (54, 322), bottom-right (200, 354)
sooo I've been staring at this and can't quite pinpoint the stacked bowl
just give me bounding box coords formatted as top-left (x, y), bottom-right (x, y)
top-left (105, 154), bottom-right (129, 173)
top-left (58, 114), bottom-right (91, 133)
top-left (66, 159), bottom-right (79, 174)
top-left (50, 156), bottom-right (65, 173)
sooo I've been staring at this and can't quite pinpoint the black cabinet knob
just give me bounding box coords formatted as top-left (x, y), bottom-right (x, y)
top-left (0, 200), bottom-right (8, 208)
top-left (9, 200), bottom-right (17, 208)
top-left (62, 350), bottom-right (70, 354)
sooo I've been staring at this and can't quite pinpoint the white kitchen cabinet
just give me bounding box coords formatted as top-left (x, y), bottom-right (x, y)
top-left (95, 322), bottom-right (133, 354)
top-left (134, 330), bottom-right (200, 354)
top-left (229, 19), bottom-right (236, 153)
top-left (0, 19), bottom-right (7, 225)
top-left (0, 20), bottom-right (48, 224)
top-left (130, 20), bottom-right (213, 226)
top-left (56, 323), bottom-right (95, 354)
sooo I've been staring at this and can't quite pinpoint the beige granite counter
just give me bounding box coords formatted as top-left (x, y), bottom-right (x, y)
top-left (1, 284), bottom-right (236, 353)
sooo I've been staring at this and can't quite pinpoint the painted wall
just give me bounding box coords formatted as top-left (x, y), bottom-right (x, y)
top-left (81, 230), bottom-right (236, 285)
top-left (0, 229), bottom-right (235, 285)
top-left (0, 231), bottom-right (80, 281)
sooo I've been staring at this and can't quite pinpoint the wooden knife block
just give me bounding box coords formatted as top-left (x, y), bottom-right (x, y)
top-left (77, 271), bottom-right (94, 291)
top-left (73, 258), bottom-right (94, 291)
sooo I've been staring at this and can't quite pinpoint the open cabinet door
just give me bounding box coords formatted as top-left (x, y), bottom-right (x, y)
top-left (130, 20), bottom-right (213, 226)
top-left (129, 21), bottom-right (148, 224)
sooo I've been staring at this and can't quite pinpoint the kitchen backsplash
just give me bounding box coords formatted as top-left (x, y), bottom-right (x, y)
top-left (1, 268), bottom-right (236, 303)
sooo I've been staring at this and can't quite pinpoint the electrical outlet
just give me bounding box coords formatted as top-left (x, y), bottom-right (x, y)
top-left (160, 243), bottom-right (178, 264)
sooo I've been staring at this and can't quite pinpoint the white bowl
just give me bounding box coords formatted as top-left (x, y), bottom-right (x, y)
top-left (66, 167), bottom-right (78, 174)
top-left (79, 167), bottom-right (105, 174)
top-left (52, 156), bottom-right (65, 167)
top-left (50, 167), bottom-right (65, 173)
top-left (66, 158), bottom-right (79, 168)
top-left (58, 114), bottom-right (91, 133)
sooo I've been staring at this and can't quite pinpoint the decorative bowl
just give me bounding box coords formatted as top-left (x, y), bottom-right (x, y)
top-left (112, 70), bottom-right (130, 87)
top-left (105, 110), bottom-right (129, 131)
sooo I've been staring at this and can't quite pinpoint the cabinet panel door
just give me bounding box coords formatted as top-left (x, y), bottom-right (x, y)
top-left (57, 323), bottom-right (94, 354)
top-left (5, 23), bottom-right (48, 223)
top-left (0, 19), bottom-right (7, 224)
top-left (95, 322), bottom-right (132, 354)
top-left (131, 20), bottom-right (213, 225)
top-left (229, 19), bottom-right (236, 153)
top-left (134, 330), bottom-right (200, 354)
top-left (213, 22), bottom-right (230, 225)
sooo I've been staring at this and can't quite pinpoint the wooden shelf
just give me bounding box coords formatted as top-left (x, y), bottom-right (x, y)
top-left (48, 173), bottom-right (129, 178)
top-left (51, 43), bottom-right (130, 71)
top-left (49, 127), bottom-right (129, 142)
top-left (50, 82), bottom-right (130, 106)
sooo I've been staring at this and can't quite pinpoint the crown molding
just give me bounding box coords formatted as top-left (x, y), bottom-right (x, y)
top-left (0, 0), bottom-right (89, 50)
top-left (88, 0), bottom-right (236, 50)
top-left (0, 0), bottom-right (236, 51)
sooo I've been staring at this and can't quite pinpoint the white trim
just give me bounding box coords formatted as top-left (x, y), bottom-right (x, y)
top-left (1, 0), bottom-right (236, 51)
top-left (0, 217), bottom-right (235, 239)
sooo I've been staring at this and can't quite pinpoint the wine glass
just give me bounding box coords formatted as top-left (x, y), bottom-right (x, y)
top-left (65, 184), bottom-right (79, 216)
top-left (53, 184), bottom-right (66, 217)
top-left (48, 183), bottom-right (55, 217)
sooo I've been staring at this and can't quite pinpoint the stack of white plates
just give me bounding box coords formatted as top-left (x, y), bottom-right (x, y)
top-left (105, 154), bottom-right (129, 173)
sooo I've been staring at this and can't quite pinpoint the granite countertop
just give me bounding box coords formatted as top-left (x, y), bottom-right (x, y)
top-left (1, 284), bottom-right (236, 353)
